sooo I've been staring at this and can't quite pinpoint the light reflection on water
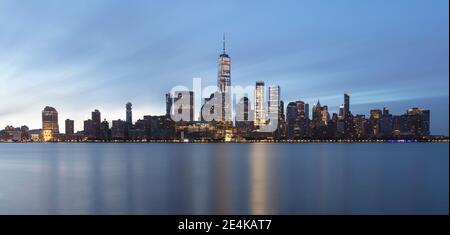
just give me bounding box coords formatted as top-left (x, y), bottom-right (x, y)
top-left (0, 143), bottom-right (448, 214)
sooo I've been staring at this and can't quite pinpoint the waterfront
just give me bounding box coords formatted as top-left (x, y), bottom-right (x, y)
top-left (0, 143), bottom-right (448, 214)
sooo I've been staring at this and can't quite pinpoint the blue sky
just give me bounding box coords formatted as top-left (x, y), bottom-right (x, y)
top-left (0, 0), bottom-right (448, 134)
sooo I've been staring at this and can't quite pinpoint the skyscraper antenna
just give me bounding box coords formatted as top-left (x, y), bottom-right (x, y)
top-left (222, 33), bottom-right (226, 54)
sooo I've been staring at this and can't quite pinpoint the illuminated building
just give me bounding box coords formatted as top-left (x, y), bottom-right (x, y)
top-left (217, 34), bottom-right (232, 122)
top-left (353, 115), bottom-right (366, 138)
top-left (380, 107), bottom-right (393, 137)
top-left (321, 105), bottom-right (330, 124)
top-left (254, 81), bottom-right (266, 129)
top-left (268, 85), bottom-right (280, 120)
top-left (286, 102), bottom-right (300, 138)
top-left (312, 100), bottom-right (324, 127)
top-left (236, 97), bottom-right (254, 137)
top-left (42, 106), bottom-right (59, 141)
top-left (369, 109), bottom-right (382, 136)
top-left (406, 107), bottom-right (430, 137)
top-left (295, 101), bottom-right (310, 137)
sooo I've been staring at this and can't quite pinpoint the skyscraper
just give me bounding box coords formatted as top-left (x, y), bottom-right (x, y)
top-left (304, 103), bottom-right (310, 120)
top-left (295, 100), bottom-right (309, 136)
top-left (92, 109), bottom-right (101, 124)
top-left (344, 92), bottom-right (350, 117)
top-left (254, 81), bottom-right (265, 129)
top-left (165, 93), bottom-right (173, 117)
top-left (370, 109), bottom-right (382, 135)
top-left (173, 91), bottom-right (194, 122)
top-left (380, 107), bottom-right (393, 137)
top-left (312, 100), bottom-right (324, 127)
top-left (65, 119), bottom-right (74, 135)
top-left (217, 34), bottom-right (232, 122)
top-left (92, 109), bottom-right (101, 138)
top-left (42, 106), bottom-right (59, 138)
top-left (268, 85), bottom-right (280, 119)
top-left (236, 96), bottom-right (250, 122)
top-left (126, 102), bottom-right (132, 124)
top-left (235, 96), bottom-right (253, 135)
top-left (286, 102), bottom-right (300, 138)
top-left (406, 107), bottom-right (430, 137)
top-left (321, 105), bottom-right (330, 124)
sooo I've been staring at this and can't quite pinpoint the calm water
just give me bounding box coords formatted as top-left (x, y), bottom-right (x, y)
top-left (0, 143), bottom-right (448, 214)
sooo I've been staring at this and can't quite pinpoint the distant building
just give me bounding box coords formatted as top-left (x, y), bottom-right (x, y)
top-left (353, 115), bottom-right (367, 138)
top-left (321, 105), bottom-right (330, 124)
top-left (344, 92), bottom-right (350, 117)
top-left (165, 93), bottom-right (173, 117)
top-left (406, 107), bottom-right (430, 137)
top-left (296, 101), bottom-right (309, 137)
top-left (201, 91), bottom-right (221, 122)
top-left (268, 85), bottom-right (280, 120)
top-left (173, 91), bottom-right (194, 122)
top-left (286, 102), bottom-right (300, 138)
top-left (235, 97), bottom-right (254, 136)
top-left (312, 100), bottom-right (324, 128)
top-left (380, 107), bottom-right (393, 137)
top-left (65, 119), bottom-right (74, 134)
top-left (42, 106), bottom-right (59, 141)
top-left (217, 35), bottom-right (232, 122)
top-left (100, 119), bottom-right (110, 140)
top-left (111, 119), bottom-right (127, 139)
top-left (126, 102), bottom-right (133, 125)
top-left (369, 109), bottom-right (382, 136)
top-left (254, 81), bottom-right (265, 129)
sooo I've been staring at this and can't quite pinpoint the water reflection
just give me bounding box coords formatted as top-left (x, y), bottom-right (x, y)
top-left (0, 143), bottom-right (447, 214)
top-left (249, 144), bottom-right (269, 214)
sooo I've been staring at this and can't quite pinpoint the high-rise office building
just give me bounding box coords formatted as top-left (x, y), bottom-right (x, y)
top-left (254, 81), bottom-right (265, 129)
top-left (92, 109), bottom-right (101, 138)
top-left (42, 106), bottom-right (59, 141)
top-left (173, 91), bottom-right (194, 122)
top-left (126, 102), bottom-right (132, 124)
top-left (353, 115), bottom-right (366, 137)
top-left (236, 96), bottom-right (250, 122)
top-left (286, 102), bottom-right (300, 138)
top-left (201, 91), bottom-right (221, 122)
top-left (304, 103), bottom-right (310, 120)
top-left (92, 109), bottom-right (101, 125)
top-left (295, 100), bottom-right (309, 136)
top-left (277, 100), bottom-right (286, 137)
top-left (165, 93), bottom-right (173, 117)
top-left (235, 96), bottom-right (253, 135)
top-left (217, 35), bottom-right (232, 122)
top-left (268, 85), bottom-right (280, 120)
top-left (344, 92), bottom-right (350, 117)
top-left (65, 119), bottom-right (74, 135)
top-left (380, 107), bottom-right (393, 137)
top-left (406, 107), bottom-right (430, 137)
top-left (312, 100), bottom-right (324, 127)
top-left (369, 109), bottom-right (382, 135)
top-left (338, 105), bottom-right (345, 118)
top-left (321, 105), bottom-right (330, 124)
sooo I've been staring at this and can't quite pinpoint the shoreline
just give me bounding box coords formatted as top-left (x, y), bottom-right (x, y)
top-left (0, 139), bottom-right (448, 144)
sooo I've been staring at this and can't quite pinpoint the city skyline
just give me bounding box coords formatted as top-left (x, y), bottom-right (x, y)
top-left (0, 0), bottom-right (448, 134)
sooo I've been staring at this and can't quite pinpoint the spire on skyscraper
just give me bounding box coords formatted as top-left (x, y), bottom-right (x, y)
top-left (222, 33), bottom-right (226, 54)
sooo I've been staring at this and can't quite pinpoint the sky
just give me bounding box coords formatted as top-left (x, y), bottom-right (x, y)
top-left (0, 0), bottom-right (448, 134)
